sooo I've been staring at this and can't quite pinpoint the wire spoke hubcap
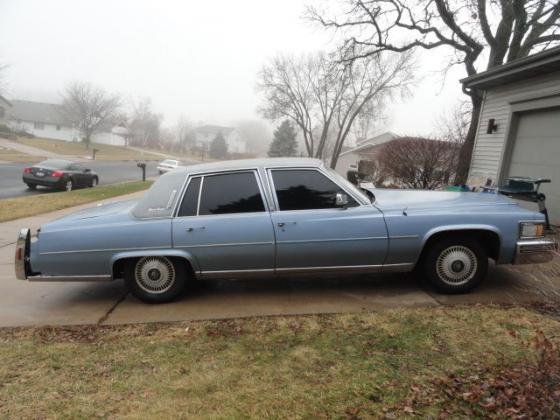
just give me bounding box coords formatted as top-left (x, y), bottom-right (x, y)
top-left (436, 245), bottom-right (477, 286)
top-left (134, 257), bottom-right (175, 294)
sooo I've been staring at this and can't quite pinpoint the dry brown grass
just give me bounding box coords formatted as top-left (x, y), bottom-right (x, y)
top-left (1, 306), bottom-right (559, 418)
top-left (0, 180), bottom-right (152, 222)
top-left (17, 137), bottom-right (162, 161)
top-left (0, 145), bottom-right (44, 163)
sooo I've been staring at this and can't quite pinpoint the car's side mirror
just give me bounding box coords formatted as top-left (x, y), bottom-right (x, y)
top-left (83, 168), bottom-right (91, 173)
top-left (335, 193), bottom-right (349, 208)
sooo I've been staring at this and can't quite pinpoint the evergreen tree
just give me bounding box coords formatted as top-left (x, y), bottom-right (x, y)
top-left (268, 120), bottom-right (297, 157)
top-left (209, 132), bottom-right (228, 159)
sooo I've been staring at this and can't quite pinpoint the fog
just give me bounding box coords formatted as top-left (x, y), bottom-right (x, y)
top-left (0, 0), bottom-right (465, 138)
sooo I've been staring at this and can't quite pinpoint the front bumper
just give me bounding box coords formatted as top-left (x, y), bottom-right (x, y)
top-left (514, 237), bottom-right (558, 264)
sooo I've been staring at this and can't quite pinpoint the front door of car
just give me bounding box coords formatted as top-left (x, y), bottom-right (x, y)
top-left (268, 168), bottom-right (388, 272)
top-left (68, 164), bottom-right (86, 187)
top-left (172, 171), bottom-right (275, 278)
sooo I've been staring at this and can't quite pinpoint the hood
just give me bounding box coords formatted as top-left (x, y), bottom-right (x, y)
top-left (42, 199), bottom-right (138, 231)
top-left (369, 189), bottom-right (517, 212)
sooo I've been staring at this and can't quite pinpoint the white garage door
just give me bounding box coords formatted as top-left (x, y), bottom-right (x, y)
top-left (508, 107), bottom-right (560, 225)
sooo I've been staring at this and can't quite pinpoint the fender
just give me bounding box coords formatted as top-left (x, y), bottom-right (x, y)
top-left (111, 249), bottom-right (200, 278)
top-left (416, 224), bottom-right (503, 264)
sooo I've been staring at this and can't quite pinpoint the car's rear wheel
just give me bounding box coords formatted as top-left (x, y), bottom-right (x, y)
top-left (423, 236), bottom-right (487, 294)
top-left (124, 256), bottom-right (186, 303)
top-left (90, 177), bottom-right (98, 188)
top-left (64, 179), bottom-right (73, 192)
top-left (26, 183), bottom-right (37, 190)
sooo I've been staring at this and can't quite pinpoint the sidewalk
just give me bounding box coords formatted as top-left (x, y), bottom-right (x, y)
top-left (0, 137), bottom-right (63, 159)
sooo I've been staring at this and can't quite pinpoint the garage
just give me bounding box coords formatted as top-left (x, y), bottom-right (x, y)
top-left (507, 107), bottom-right (560, 224)
top-left (461, 45), bottom-right (560, 226)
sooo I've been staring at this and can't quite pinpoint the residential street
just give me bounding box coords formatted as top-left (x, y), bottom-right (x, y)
top-left (0, 161), bottom-right (160, 199)
top-left (0, 194), bottom-right (558, 328)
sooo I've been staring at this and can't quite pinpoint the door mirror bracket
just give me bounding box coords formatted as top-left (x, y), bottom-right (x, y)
top-left (335, 193), bottom-right (349, 208)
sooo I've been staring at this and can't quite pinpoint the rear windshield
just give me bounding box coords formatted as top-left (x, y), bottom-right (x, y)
top-left (132, 170), bottom-right (186, 218)
top-left (36, 159), bottom-right (71, 169)
top-left (163, 160), bottom-right (178, 165)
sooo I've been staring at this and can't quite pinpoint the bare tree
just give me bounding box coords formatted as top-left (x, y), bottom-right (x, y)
top-left (175, 114), bottom-right (196, 154)
top-left (378, 137), bottom-right (461, 189)
top-left (308, 0), bottom-right (560, 181)
top-left (0, 64), bottom-right (8, 95)
top-left (61, 81), bottom-right (121, 148)
top-left (128, 97), bottom-right (162, 149)
top-left (437, 99), bottom-right (472, 144)
top-left (257, 51), bottom-right (413, 168)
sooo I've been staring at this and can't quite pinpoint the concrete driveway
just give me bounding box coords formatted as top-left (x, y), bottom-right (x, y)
top-left (1, 197), bottom-right (559, 327)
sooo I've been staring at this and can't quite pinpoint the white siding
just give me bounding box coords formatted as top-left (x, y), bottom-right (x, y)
top-left (335, 152), bottom-right (360, 176)
top-left (469, 70), bottom-right (560, 184)
top-left (91, 131), bottom-right (126, 146)
top-left (6, 120), bottom-right (78, 141)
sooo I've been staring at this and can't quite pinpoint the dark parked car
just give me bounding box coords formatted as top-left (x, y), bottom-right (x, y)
top-left (22, 159), bottom-right (99, 191)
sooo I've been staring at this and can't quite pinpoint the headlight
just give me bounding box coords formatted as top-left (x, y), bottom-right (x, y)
top-left (519, 222), bottom-right (545, 239)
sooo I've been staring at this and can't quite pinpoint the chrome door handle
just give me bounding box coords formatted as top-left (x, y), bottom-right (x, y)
top-left (277, 221), bottom-right (296, 227)
top-left (186, 226), bottom-right (205, 232)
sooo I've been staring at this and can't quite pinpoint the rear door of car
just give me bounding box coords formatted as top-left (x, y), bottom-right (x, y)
top-left (267, 167), bottom-right (388, 273)
top-left (172, 170), bottom-right (275, 277)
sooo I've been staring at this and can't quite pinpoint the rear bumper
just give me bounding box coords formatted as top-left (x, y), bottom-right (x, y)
top-left (14, 228), bottom-right (31, 280)
top-left (22, 174), bottom-right (64, 188)
top-left (514, 237), bottom-right (558, 264)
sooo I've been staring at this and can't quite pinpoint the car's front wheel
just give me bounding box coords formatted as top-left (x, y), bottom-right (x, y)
top-left (124, 256), bottom-right (186, 303)
top-left (423, 236), bottom-right (487, 294)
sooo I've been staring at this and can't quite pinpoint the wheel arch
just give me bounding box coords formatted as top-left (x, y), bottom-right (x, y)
top-left (111, 249), bottom-right (199, 280)
top-left (415, 225), bottom-right (502, 268)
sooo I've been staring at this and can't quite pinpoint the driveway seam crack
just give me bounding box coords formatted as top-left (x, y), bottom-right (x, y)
top-left (97, 292), bottom-right (128, 325)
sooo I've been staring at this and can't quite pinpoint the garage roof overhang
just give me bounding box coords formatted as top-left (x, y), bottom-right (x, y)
top-left (461, 45), bottom-right (560, 90)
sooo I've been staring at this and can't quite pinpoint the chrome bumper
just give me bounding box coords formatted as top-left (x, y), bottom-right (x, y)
top-left (15, 228), bottom-right (30, 279)
top-left (514, 237), bottom-right (558, 265)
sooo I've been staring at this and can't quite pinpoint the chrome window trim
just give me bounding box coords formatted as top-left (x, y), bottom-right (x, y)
top-left (173, 169), bottom-right (269, 218)
top-left (265, 166), bottom-right (368, 212)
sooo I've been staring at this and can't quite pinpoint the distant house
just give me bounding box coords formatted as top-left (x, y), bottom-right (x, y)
top-left (194, 125), bottom-right (246, 154)
top-left (335, 131), bottom-right (398, 176)
top-left (3, 99), bottom-right (126, 146)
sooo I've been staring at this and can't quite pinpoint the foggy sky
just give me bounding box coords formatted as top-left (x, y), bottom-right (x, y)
top-left (0, 0), bottom-right (465, 138)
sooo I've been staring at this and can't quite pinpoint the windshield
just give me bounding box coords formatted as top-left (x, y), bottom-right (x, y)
top-left (324, 167), bottom-right (373, 204)
top-left (132, 170), bottom-right (186, 218)
top-left (163, 160), bottom-right (178, 166)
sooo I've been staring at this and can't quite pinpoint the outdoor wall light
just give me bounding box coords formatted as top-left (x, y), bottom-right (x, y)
top-left (486, 118), bottom-right (498, 134)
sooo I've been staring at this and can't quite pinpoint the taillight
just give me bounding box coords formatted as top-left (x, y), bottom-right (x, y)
top-left (51, 170), bottom-right (64, 177)
top-left (23, 167), bottom-right (32, 173)
top-left (16, 247), bottom-right (22, 261)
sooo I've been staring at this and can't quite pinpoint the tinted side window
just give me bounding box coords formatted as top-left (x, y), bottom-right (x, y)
top-left (271, 169), bottom-right (358, 211)
top-left (177, 177), bottom-right (201, 217)
top-left (199, 172), bottom-right (265, 215)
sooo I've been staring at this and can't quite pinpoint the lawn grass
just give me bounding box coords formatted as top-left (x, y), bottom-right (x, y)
top-left (0, 306), bottom-right (558, 418)
top-left (0, 145), bottom-right (44, 163)
top-left (17, 137), bottom-right (162, 161)
top-left (0, 180), bottom-right (152, 222)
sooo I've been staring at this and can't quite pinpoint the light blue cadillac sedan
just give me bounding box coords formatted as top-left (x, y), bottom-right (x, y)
top-left (15, 158), bottom-right (557, 303)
